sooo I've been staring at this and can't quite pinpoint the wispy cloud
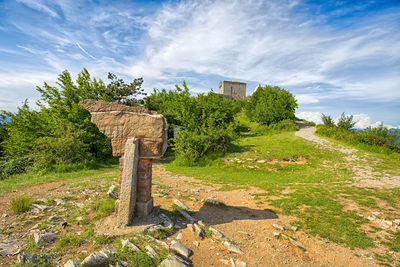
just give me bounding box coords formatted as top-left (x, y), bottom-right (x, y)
top-left (76, 42), bottom-right (96, 60)
top-left (16, 0), bottom-right (58, 18)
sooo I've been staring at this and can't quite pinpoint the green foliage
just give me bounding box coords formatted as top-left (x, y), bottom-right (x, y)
top-left (336, 112), bottom-right (356, 130)
top-left (92, 199), bottom-right (115, 218)
top-left (321, 114), bottom-right (335, 127)
top-left (246, 85), bottom-right (297, 125)
top-left (316, 125), bottom-right (400, 153)
top-left (10, 195), bottom-right (32, 213)
top-left (144, 82), bottom-right (241, 165)
top-left (0, 69), bottom-right (144, 178)
top-left (249, 119), bottom-right (299, 136)
top-left (55, 235), bottom-right (83, 252)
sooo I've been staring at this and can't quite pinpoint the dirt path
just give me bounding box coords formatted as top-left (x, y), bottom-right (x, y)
top-left (295, 121), bottom-right (400, 188)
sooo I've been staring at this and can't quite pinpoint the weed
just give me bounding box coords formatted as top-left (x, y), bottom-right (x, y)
top-left (54, 235), bottom-right (83, 252)
top-left (10, 195), bottom-right (32, 213)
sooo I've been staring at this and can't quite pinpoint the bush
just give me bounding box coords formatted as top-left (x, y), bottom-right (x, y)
top-left (321, 114), bottom-right (335, 127)
top-left (249, 119), bottom-right (299, 136)
top-left (337, 113), bottom-right (356, 130)
top-left (316, 125), bottom-right (400, 153)
top-left (144, 82), bottom-right (241, 164)
top-left (246, 85), bottom-right (297, 125)
top-left (10, 195), bottom-right (32, 213)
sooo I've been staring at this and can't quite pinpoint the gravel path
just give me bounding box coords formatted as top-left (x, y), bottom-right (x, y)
top-left (295, 121), bottom-right (357, 154)
top-left (295, 121), bottom-right (400, 188)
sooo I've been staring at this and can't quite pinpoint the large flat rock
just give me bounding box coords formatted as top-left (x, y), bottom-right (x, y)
top-left (80, 99), bottom-right (168, 158)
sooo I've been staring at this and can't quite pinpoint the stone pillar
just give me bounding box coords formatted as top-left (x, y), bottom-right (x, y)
top-left (116, 138), bottom-right (139, 227)
top-left (135, 159), bottom-right (153, 217)
top-left (118, 157), bottom-right (124, 189)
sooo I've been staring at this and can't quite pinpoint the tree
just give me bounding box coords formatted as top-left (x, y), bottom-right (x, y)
top-left (0, 69), bottom-right (144, 177)
top-left (337, 113), bottom-right (356, 130)
top-left (321, 114), bottom-right (335, 127)
top-left (246, 85), bottom-right (297, 125)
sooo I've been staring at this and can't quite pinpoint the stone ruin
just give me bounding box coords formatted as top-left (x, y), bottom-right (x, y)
top-left (80, 99), bottom-right (168, 227)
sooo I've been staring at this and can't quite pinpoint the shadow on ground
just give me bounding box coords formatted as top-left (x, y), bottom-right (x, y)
top-left (194, 204), bottom-right (278, 226)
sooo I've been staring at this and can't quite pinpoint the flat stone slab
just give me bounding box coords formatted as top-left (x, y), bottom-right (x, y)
top-left (80, 99), bottom-right (168, 158)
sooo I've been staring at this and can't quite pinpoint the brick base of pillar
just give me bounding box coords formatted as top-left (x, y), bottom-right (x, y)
top-left (118, 157), bottom-right (153, 218)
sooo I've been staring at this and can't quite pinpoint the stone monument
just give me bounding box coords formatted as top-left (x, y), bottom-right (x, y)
top-left (80, 99), bottom-right (168, 227)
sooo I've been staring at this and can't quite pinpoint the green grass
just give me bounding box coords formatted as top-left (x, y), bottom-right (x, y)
top-left (164, 116), bottom-right (400, 250)
top-left (0, 161), bottom-right (118, 196)
top-left (10, 195), bottom-right (32, 213)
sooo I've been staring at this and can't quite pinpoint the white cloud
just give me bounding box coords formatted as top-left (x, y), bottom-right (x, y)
top-left (296, 94), bottom-right (319, 105)
top-left (296, 111), bottom-right (322, 124)
top-left (17, 0), bottom-right (58, 17)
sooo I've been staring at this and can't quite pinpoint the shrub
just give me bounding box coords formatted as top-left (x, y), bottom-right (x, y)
top-left (144, 82), bottom-right (241, 164)
top-left (10, 195), bottom-right (32, 213)
top-left (246, 85), bottom-right (297, 125)
top-left (249, 119), bottom-right (299, 136)
top-left (337, 113), bottom-right (356, 130)
top-left (321, 114), bottom-right (335, 127)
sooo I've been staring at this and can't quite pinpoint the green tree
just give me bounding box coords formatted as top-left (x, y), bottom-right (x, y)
top-left (321, 114), bottom-right (335, 127)
top-left (246, 85), bottom-right (297, 125)
top-left (144, 82), bottom-right (241, 164)
top-left (337, 112), bottom-right (356, 131)
top-left (0, 68), bottom-right (144, 178)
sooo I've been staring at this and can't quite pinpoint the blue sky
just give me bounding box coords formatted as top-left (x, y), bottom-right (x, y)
top-left (0, 0), bottom-right (399, 128)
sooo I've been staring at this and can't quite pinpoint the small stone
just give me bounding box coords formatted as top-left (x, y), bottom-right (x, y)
top-left (75, 202), bottom-right (84, 208)
top-left (176, 233), bottom-right (183, 240)
top-left (160, 213), bottom-right (174, 228)
top-left (289, 239), bottom-right (306, 251)
top-left (257, 160), bottom-right (265, 163)
top-left (54, 198), bottom-right (66, 206)
top-left (393, 219), bottom-right (400, 226)
top-left (371, 211), bottom-right (381, 216)
top-left (220, 259), bottom-right (230, 265)
top-left (174, 199), bottom-right (191, 211)
top-left (230, 258), bottom-right (247, 267)
top-left (76, 216), bottom-right (83, 222)
top-left (272, 224), bottom-right (285, 231)
top-left (17, 253), bottom-right (49, 265)
top-left (193, 241), bottom-right (199, 247)
top-left (34, 231), bottom-right (58, 244)
top-left (146, 245), bottom-right (158, 258)
top-left (107, 185), bottom-right (118, 199)
top-left (121, 239), bottom-right (140, 252)
top-left (198, 221), bottom-right (206, 227)
top-left (177, 209), bottom-right (196, 222)
top-left (81, 247), bottom-right (116, 266)
top-left (273, 232), bottom-right (281, 237)
top-left (209, 226), bottom-right (228, 240)
top-left (49, 215), bottom-right (59, 222)
top-left (174, 224), bottom-right (182, 229)
top-left (367, 216), bottom-right (376, 221)
top-left (170, 240), bottom-right (193, 258)
top-left (30, 204), bottom-right (49, 213)
top-left (159, 254), bottom-right (190, 267)
top-left (222, 241), bottom-right (244, 254)
top-left (64, 259), bottom-right (79, 267)
top-left (290, 226), bottom-right (298, 232)
top-left (0, 239), bottom-right (21, 256)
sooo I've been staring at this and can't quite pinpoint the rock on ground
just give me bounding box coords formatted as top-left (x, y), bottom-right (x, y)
top-left (222, 241), bottom-right (244, 254)
top-left (170, 240), bottom-right (193, 258)
top-left (107, 185), bottom-right (118, 199)
top-left (159, 254), bottom-right (191, 267)
top-left (0, 239), bottom-right (21, 256)
top-left (121, 239), bottom-right (140, 252)
top-left (81, 247), bottom-right (117, 266)
top-left (64, 259), bottom-right (79, 267)
top-left (174, 199), bottom-right (191, 211)
top-left (34, 231), bottom-right (58, 244)
top-left (145, 245), bottom-right (158, 258)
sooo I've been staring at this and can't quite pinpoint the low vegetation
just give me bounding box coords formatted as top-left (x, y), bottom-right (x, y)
top-left (317, 113), bottom-right (400, 154)
top-left (10, 195), bottom-right (32, 213)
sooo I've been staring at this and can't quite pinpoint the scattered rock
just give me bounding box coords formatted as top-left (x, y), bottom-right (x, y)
top-left (64, 259), bottom-right (79, 267)
top-left (394, 219), bottom-right (400, 226)
top-left (222, 241), bottom-right (244, 254)
top-left (230, 258), bottom-right (247, 267)
top-left (170, 240), bottom-right (193, 258)
top-left (81, 247), bottom-right (116, 266)
top-left (289, 239), bottom-right (306, 251)
top-left (146, 245), bottom-right (158, 258)
top-left (49, 215), bottom-right (59, 222)
top-left (188, 223), bottom-right (204, 239)
top-left (17, 253), bottom-right (49, 265)
top-left (177, 209), bottom-right (196, 223)
top-left (54, 198), bottom-right (66, 206)
top-left (107, 185), bottom-right (118, 199)
top-left (0, 239), bottom-right (21, 256)
top-left (30, 204), bottom-right (49, 213)
top-left (273, 232), bottom-right (281, 237)
top-left (76, 216), bottom-right (83, 222)
top-left (160, 213), bottom-right (174, 228)
top-left (367, 216), bottom-right (376, 221)
top-left (371, 211), bottom-right (381, 216)
top-left (257, 160), bottom-right (265, 163)
top-left (197, 221), bottom-right (206, 228)
top-left (34, 231), bottom-right (58, 244)
top-left (272, 224), bottom-right (285, 231)
top-left (193, 241), bottom-right (199, 247)
top-left (209, 226), bottom-right (228, 240)
top-left (121, 239), bottom-right (140, 252)
top-left (290, 226), bottom-right (298, 232)
top-left (176, 233), bottom-right (183, 240)
top-left (174, 199), bottom-right (191, 211)
top-left (159, 254), bottom-right (191, 267)
top-left (204, 197), bottom-right (225, 207)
